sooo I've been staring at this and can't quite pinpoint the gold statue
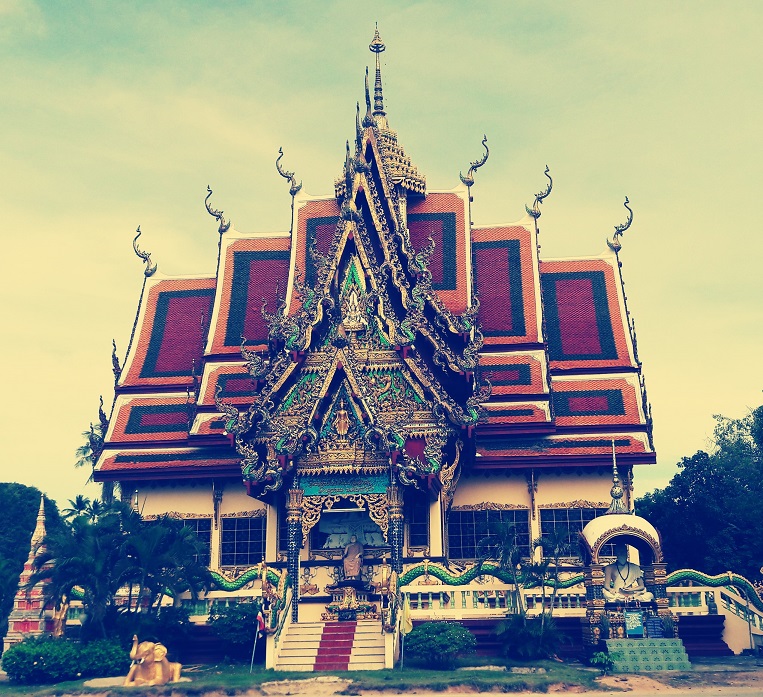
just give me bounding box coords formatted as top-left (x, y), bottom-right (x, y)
top-left (123, 635), bottom-right (182, 686)
top-left (343, 534), bottom-right (364, 579)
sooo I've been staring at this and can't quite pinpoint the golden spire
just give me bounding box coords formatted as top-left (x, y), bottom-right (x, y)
top-left (369, 24), bottom-right (386, 118)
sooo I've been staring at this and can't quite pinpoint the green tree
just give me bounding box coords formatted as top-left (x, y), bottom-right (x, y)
top-left (31, 506), bottom-right (127, 639)
top-left (637, 405), bottom-right (763, 579)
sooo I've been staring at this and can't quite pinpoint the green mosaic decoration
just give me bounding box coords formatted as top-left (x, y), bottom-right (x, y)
top-left (606, 638), bottom-right (691, 673)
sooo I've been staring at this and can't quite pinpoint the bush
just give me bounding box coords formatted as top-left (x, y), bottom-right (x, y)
top-left (404, 621), bottom-right (476, 670)
top-left (1, 636), bottom-right (129, 684)
top-left (209, 601), bottom-right (262, 660)
top-left (495, 613), bottom-right (569, 660)
top-left (589, 650), bottom-right (617, 675)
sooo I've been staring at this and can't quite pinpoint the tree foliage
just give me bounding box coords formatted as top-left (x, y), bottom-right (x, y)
top-left (637, 405), bottom-right (763, 579)
top-left (30, 501), bottom-right (211, 640)
top-left (404, 621), bottom-right (476, 669)
top-left (0, 483), bottom-right (62, 640)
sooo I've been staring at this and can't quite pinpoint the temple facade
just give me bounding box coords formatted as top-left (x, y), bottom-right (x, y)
top-left (94, 30), bottom-right (655, 633)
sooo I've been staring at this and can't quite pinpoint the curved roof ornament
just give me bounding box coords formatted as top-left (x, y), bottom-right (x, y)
top-left (607, 196), bottom-right (633, 252)
top-left (204, 186), bottom-right (231, 235)
top-left (525, 165), bottom-right (553, 219)
top-left (275, 147), bottom-right (303, 197)
top-left (132, 226), bottom-right (157, 276)
top-left (362, 67), bottom-right (374, 127)
top-left (459, 135), bottom-right (489, 187)
top-left (111, 339), bottom-right (122, 385)
top-left (369, 24), bottom-right (386, 117)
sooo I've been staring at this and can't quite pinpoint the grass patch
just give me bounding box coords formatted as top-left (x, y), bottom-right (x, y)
top-left (0, 660), bottom-right (604, 696)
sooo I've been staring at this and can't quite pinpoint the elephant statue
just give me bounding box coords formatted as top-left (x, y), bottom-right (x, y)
top-left (123, 634), bottom-right (182, 686)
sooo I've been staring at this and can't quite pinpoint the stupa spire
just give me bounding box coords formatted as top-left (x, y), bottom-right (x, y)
top-left (369, 24), bottom-right (386, 120)
top-left (606, 440), bottom-right (628, 514)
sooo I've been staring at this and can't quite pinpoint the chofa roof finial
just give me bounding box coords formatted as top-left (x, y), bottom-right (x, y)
top-left (460, 135), bottom-right (489, 187)
top-left (607, 196), bottom-right (633, 252)
top-left (606, 440), bottom-right (628, 514)
top-left (369, 23), bottom-right (386, 118)
top-left (275, 147), bottom-right (302, 197)
top-left (132, 226), bottom-right (157, 276)
top-left (525, 165), bottom-right (553, 219)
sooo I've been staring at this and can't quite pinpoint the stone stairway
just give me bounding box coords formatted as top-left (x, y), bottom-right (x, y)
top-left (275, 620), bottom-right (386, 671)
top-left (606, 638), bottom-right (692, 672)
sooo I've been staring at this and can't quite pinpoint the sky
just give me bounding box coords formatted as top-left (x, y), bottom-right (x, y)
top-left (0, 1), bottom-right (761, 508)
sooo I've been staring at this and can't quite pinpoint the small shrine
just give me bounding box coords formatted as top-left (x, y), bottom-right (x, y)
top-left (579, 459), bottom-right (690, 671)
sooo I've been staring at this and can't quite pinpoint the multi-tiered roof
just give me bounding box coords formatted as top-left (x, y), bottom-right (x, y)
top-left (95, 30), bottom-right (654, 500)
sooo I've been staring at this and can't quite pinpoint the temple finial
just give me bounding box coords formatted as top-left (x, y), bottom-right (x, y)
top-left (30, 495), bottom-right (46, 548)
top-left (275, 147), bottom-right (302, 197)
top-left (369, 24), bottom-right (386, 118)
top-left (607, 196), bottom-right (633, 252)
top-left (459, 135), bottom-right (490, 187)
top-left (525, 166), bottom-right (553, 219)
top-left (132, 226), bottom-right (157, 276)
top-left (606, 440), bottom-right (628, 514)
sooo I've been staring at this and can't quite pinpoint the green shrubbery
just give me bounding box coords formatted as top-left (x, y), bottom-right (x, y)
top-left (403, 621), bottom-right (476, 669)
top-left (208, 601), bottom-right (262, 660)
top-left (495, 614), bottom-right (568, 660)
top-left (1, 636), bottom-right (129, 684)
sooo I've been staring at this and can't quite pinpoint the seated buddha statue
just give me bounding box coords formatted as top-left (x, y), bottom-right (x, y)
top-left (602, 543), bottom-right (654, 602)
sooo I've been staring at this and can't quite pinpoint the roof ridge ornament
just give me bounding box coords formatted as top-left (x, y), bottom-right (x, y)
top-left (369, 24), bottom-right (386, 118)
top-left (111, 339), bottom-right (122, 385)
top-left (363, 67), bottom-right (374, 127)
top-left (459, 135), bottom-right (489, 187)
top-left (275, 147), bottom-right (303, 197)
top-left (205, 186), bottom-right (231, 235)
top-left (606, 439), bottom-right (628, 514)
top-left (607, 196), bottom-right (633, 252)
top-left (525, 165), bottom-right (553, 219)
top-left (132, 226), bottom-right (157, 276)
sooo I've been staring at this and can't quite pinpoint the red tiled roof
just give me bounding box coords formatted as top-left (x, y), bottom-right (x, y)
top-left (540, 258), bottom-right (634, 370)
top-left (472, 225), bottom-right (540, 346)
top-left (120, 277), bottom-right (216, 388)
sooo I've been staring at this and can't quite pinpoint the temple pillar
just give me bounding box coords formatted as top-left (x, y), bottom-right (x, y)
top-left (286, 487), bottom-right (303, 623)
top-left (388, 484), bottom-right (404, 573)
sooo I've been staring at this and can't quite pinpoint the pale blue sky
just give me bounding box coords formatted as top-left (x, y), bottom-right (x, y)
top-left (1, 1), bottom-right (761, 506)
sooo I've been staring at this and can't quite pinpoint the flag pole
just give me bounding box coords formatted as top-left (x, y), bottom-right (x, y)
top-left (249, 629), bottom-right (258, 674)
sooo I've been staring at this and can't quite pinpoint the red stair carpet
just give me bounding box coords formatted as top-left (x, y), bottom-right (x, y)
top-left (314, 621), bottom-right (357, 671)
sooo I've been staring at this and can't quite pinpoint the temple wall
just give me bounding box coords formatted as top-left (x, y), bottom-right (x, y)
top-left (219, 485), bottom-right (263, 516)
top-left (534, 471), bottom-right (612, 508)
top-left (135, 484), bottom-right (214, 518)
top-left (451, 475), bottom-right (530, 508)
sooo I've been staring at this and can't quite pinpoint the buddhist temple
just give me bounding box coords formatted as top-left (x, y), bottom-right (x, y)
top-left (91, 29), bottom-right (666, 668)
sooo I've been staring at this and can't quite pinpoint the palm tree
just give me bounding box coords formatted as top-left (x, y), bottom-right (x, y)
top-left (30, 511), bottom-right (126, 638)
top-left (476, 521), bottom-right (526, 614)
top-left (534, 527), bottom-right (571, 614)
top-left (62, 495), bottom-right (91, 521)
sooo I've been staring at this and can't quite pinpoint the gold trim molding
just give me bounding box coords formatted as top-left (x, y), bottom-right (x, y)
top-left (538, 501), bottom-right (609, 510)
top-left (221, 509), bottom-right (267, 519)
top-left (143, 512), bottom-right (212, 521)
top-left (452, 502), bottom-right (529, 512)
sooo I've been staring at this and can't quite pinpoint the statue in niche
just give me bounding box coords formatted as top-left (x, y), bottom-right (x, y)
top-left (343, 534), bottom-right (364, 579)
top-left (602, 542), bottom-right (654, 602)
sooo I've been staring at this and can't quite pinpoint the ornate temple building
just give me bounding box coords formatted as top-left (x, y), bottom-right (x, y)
top-left (93, 29), bottom-right (660, 664)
